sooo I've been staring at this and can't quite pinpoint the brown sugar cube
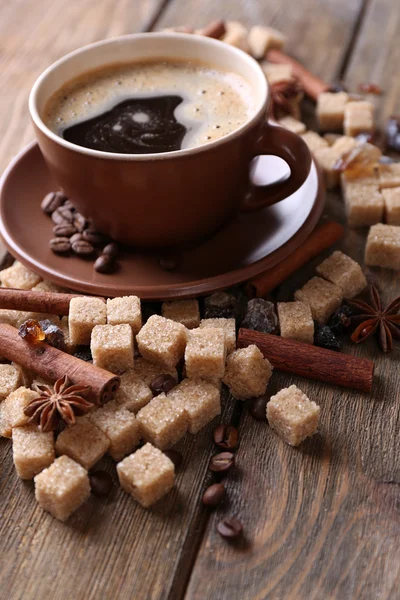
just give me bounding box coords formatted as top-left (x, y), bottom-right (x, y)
top-left (267, 385), bottom-right (320, 446)
top-left (91, 324), bottom-right (134, 374)
top-left (161, 299), bottom-right (200, 330)
top-left (134, 357), bottom-right (178, 386)
top-left (199, 317), bottom-right (236, 354)
top-left (0, 387), bottom-right (38, 438)
top-left (294, 277), bottom-right (343, 324)
top-left (0, 364), bottom-right (23, 400)
top-left (314, 136), bottom-right (357, 189)
top-left (382, 188), bottom-right (400, 225)
top-left (221, 21), bottom-right (250, 52)
top-left (0, 309), bottom-right (24, 327)
top-left (223, 345), bottom-right (273, 400)
top-left (378, 163), bottom-right (400, 189)
top-left (69, 296), bottom-right (107, 346)
top-left (277, 116), bottom-right (306, 135)
top-left (60, 316), bottom-right (78, 354)
top-left (117, 443), bottom-right (174, 508)
top-left (317, 92), bottom-right (349, 131)
top-left (344, 101), bottom-right (374, 137)
top-left (11, 362), bottom-right (35, 388)
top-left (261, 62), bottom-right (293, 85)
top-left (168, 378), bottom-right (221, 434)
top-left (323, 133), bottom-right (342, 146)
top-left (12, 424), bottom-right (55, 479)
top-left (106, 296), bottom-right (142, 335)
top-left (316, 251), bottom-right (367, 298)
top-left (32, 280), bottom-right (69, 293)
top-left (277, 302), bottom-right (314, 345)
top-left (185, 328), bottom-right (227, 381)
top-left (136, 315), bottom-right (187, 369)
top-left (301, 131), bottom-right (329, 154)
top-left (136, 393), bottom-right (188, 450)
top-left (341, 168), bottom-right (379, 190)
top-left (89, 400), bottom-right (141, 461)
top-left (343, 183), bottom-right (384, 227)
top-left (34, 455), bottom-right (90, 521)
top-left (248, 25), bottom-right (286, 59)
top-left (365, 223), bottom-right (400, 270)
top-left (115, 369), bottom-right (153, 413)
top-left (0, 261), bottom-right (41, 290)
top-left (55, 417), bottom-right (109, 469)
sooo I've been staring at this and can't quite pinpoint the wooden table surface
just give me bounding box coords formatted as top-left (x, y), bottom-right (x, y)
top-left (0, 1), bottom-right (399, 599)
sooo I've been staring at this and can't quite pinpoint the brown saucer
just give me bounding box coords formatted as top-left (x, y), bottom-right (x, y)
top-left (0, 142), bottom-right (324, 299)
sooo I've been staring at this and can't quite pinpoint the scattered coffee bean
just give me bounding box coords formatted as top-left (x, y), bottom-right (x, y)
top-left (150, 374), bottom-right (177, 396)
top-left (209, 451), bottom-right (235, 473)
top-left (51, 209), bottom-right (69, 225)
top-left (164, 449), bottom-right (183, 469)
top-left (73, 212), bottom-right (87, 232)
top-left (202, 483), bottom-right (225, 507)
top-left (204, 291), bottom-right (236, 319)
top-left (49, 237), bottom-right (71, 254)
top-left (103, 242), bottom-right (120, 259)
top-left (249, 395), bottom-right (268, 421)
top-left (72, 238), bottom-right (95, 256)
top-left (241, 298), bottom-right (279, 334)
top-left (41, 191), bottom-right (66, 215)
top-left (213, 424), bottom-right (238, 450)
top-left (94, 254), bottom-right (116, 273)
top-left (53, 223), bottom-right (77, 237)
top-left (83, 229), bottom-right (110, 246)
top-left (216, 516), bottom-right (243, 539)
top-left (89, 470), bottom-right (113, 497)
top-left (159, 256), bottom-right (178, 271)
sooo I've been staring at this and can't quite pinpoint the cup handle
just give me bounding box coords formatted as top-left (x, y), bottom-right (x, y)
top-left (241, 122), bottom-right (312, 213)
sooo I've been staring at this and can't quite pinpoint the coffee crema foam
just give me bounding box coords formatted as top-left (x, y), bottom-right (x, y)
top-left (43, 59), bottom-right (255, 153)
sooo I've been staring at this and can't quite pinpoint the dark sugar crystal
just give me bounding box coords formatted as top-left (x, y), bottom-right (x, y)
top-left (328, 305), bottom-right (355, 335)
top-left (241, 299), bottom-right (279, 334)
top-left (204, 292), bottom-right (237, 319)
top-left (39, 319), bottom-right (66, 351)
top-left (74, 346), bottom-right (93, 362)
top-left (314, 323), bottom-right (341, 351)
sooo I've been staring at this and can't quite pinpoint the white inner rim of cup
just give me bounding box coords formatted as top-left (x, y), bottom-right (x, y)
top-left (29, 33), bottom-right (269, 161)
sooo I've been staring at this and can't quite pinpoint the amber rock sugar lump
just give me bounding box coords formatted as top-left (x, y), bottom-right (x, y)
top-left (55, 417), bottom-right (109, 469)
top-left (168, 378), bottom-right (221, 434)
top-left (134, 357), bottom-right (178, 386)
top-left (0, 261), bottom-right (41, 290)
top-left (382, 188), bottom-right (400, 225)
top-left (343, 183), bottom-right (384, 227)
top-left (136, 315), bottom-right (187, 369)
top-left (223, 345), bottom-right (273, 400)
top-left (115, 369), bottom-right (152, 413)
top-left (267, 385), bottom-right (320, 446)
top-left (136, 393), bottom-right (188, 450)
top-left (317, 92), bottom-right (349, 131)
top-left (0, 364), bottom-right (22, 400)
top-left (277, 302), bottom-right (314, 345)
top-left (185, 328), bottom-right (227, 381)
top-left (91, 324), bottom-right (134, 374)
top-left (89, 401), bottom-right (141, 461)
top-left (117, 443), bottom-right (175, 508)
top-left (12, 424), bottom-right (55, 479)
top-left (199, 318), bottom-right (236, 354)
top-left (344, 101), bottom-right (374, 137)
top-left (365, 223), bottom-right (400, 269)
top-left (69, 296), bottom-right (107, 345)
top-left (294, 277), bottom-right (343, 324)
top-left (34, 455), bottom-right (90, 521)
top-left (106, 296), bottom-right (142, 335)
top-left (161, 299), bottom-right (200, 330)
top-left (0, 387), bottom-right (39, 438)
top-left (316, 251), bottom-right (367, 298)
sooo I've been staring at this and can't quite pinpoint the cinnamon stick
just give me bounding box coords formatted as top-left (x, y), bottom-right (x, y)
top-left (245, 221), bottom-right (344, 298)
top-left (0, 324), bottom-right (119, 404)
top-left (0, 288), bottom-right (105, 316)
top-left (238, 328), bottom-right (374, 392)
top-left (267, 49), bottom-right (330, 101)
top-left (198, 20), bottom-right (226, 39)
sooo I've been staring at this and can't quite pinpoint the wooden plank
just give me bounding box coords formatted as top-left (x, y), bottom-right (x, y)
top-left (154, 2), bottom-right (400, 599)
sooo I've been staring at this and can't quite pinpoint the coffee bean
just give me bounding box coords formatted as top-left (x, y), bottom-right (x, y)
top-left (83, 229), bottom-right (110, 246)
top-left (164, 449), bottom-right (183, 469)
top-left (159, 256), bottom-right (178, 271)
top-left (213, 424), bottom-right (238, 450)
top-left (103, 242), bottom-right (120, 259)
top-left (41, 191), bottom-right (66, 215)
top-left (209, 451), bottom-right (235, 473)
top-left (150, 374), bottom-right (177, 396)
top-left (89, 470), bottom-right (113, 497)
top-left (249, 395), bottom-right (268, 421)
top-left (70, 232), bottom-right (84, 245)
top-left (51, 208), bottom-right (69, 225)
top-left (53, 223), bottom-right (77, 237)
top-left (57, 206), bottom-right (74, 222)
top-left (72, 239), bottom-right (95, 256)
top-left (49, 237), bottom-right (71, 254)
top-left (202, 483), bottom-right (225, 507)
top-left (216, 516), bottom-right (243, 539)
top-left (63, 200), bottom-right (76, 211)
top-left (73, 212), bottom-right (87, 232)
top-left (94, 254), bottom-right (116, 273)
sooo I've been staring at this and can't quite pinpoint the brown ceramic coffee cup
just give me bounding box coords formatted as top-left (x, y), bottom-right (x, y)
top-left (30, 33), bottom-right (312, 248)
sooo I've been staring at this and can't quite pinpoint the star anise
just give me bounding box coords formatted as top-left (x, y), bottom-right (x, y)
top-left (270, 79), bottom-right (304, 119)
top-left (347, 285), bottom-right (400, 353)
top-left (24, 375), bottom-right (93, 432)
